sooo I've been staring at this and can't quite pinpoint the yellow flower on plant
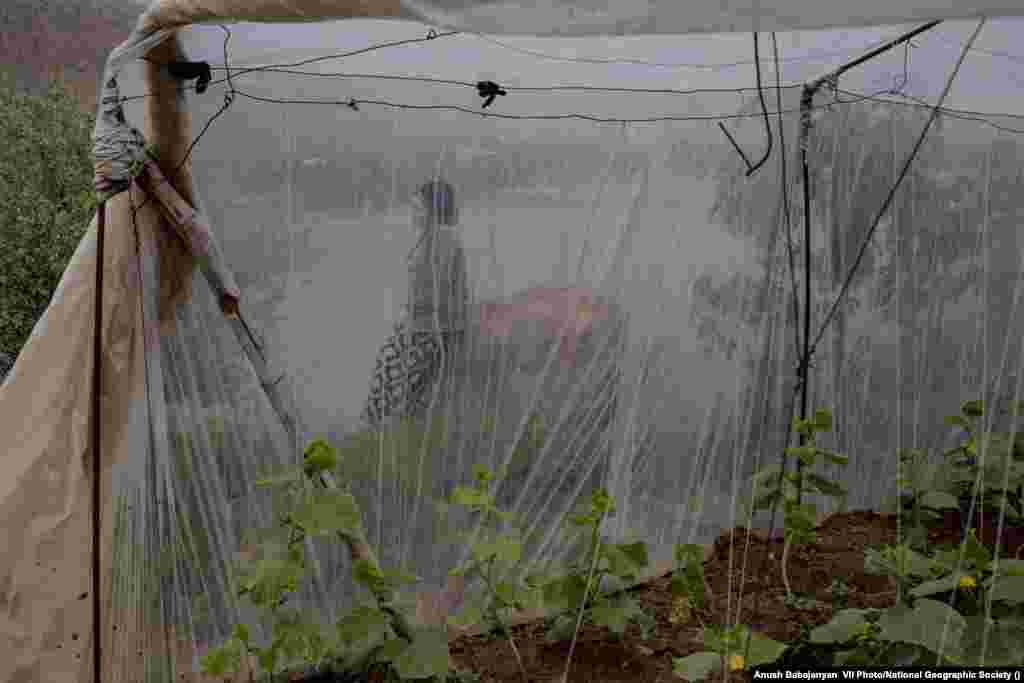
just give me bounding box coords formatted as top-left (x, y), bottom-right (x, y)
top-left (668, 596), bottom-right (691, 625)
top-left (576, 301), bottom-right (595, 327)
top-left (727, 654), bottom-right (745, 671)
top-left (958, 575), bottom-right (977, 591)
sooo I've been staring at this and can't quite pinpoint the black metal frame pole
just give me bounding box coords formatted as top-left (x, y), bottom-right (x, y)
top-left (92, 200), bottom-right (106, 683)
top-left (792, 19), bottom-right (942, 505)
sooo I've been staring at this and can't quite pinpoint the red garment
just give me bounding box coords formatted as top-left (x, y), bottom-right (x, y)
top-left (478, 287), bottom-right (610, 367)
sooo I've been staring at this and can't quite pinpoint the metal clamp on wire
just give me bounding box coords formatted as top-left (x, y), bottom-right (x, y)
top-left (166, 60), bottom-right (212, 94)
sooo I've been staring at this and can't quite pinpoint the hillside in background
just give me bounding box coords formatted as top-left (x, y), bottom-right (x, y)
top-left (0, 0), bottom-right (139, 111)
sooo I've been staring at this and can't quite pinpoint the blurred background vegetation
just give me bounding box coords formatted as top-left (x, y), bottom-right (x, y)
top-left (0, 0), bottom-right (135, 364)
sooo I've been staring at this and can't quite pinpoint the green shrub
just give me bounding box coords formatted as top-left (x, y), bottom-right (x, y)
top-left (0, 67), bottom-right (95, 357)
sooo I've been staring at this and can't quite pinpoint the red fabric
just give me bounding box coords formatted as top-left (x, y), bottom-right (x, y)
top-left (478, 287), bottom-right (610, 367)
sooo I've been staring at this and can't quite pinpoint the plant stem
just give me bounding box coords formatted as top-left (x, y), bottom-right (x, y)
top-left (491, 609), bottom-right (528, 683)
top-left (781, 537), bottom-right (793, 598)
top-left (561, 511), bottom-right (606, 683)
top-left (308, 471), bottom-right (418, 644)
top-left (479, 557), bottom-right (529, 683)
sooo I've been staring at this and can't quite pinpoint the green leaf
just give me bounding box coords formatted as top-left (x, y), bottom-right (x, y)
top-left (673, 652), bottom-right (722, 681)
top-left (233, 624), bottom-right (251, 643)
top-left (812, 409), bottom-right (834, 432)
top-left (493, 581), bottom-right (520, 607)
top-left (909, 575), bottom-right (962, 598)
top-left (804, 473), bottom-right (847, 500)
top-left (785, 445), bottom-right (818, 466)
top-left (962, 400), bottom-right (984, 418)
top-left (703, 624), bottom-right (747, 654)
top-left (686, 495), bottom-right (706, 514)
top-left (986, 574), bottom-right (1024, 606)
top-left (945, 414), bottom-right (971, 429)
top-left (919, 490), bottom-right (960, 510)
top-left (173, 436), bottom-right (194, 481)
top-left (451, 485), bottom-right (493, 509)
top-left (236, 553), bottom-right (306, 609)
top-left (200, 640), bottom-right (244, 676)
top-left (589, 602), bottom-right (635, 636)
top-left (875, 599), bottom-right (966, 658)
top-left (810, 609), bottom-right (872, 645)
top-left (206, 415), bottom-right (228, 451)
top-left (545, 614), bottom-right (577, 643)
top-left (516, 585), bottom-right (545, 611)
top-left (603, 540), bottom-right (648, 578)
top-left (745, 634), bottom-right (789, 666)
top-left (472, 464), bottom-right (495, 485)
top-left (750, 464), bottom-right (784, 487)
top-left (543, 574), bottom-right (588, 611)
top-left (750, 489), bottom-right (783, 512)
top-left (255, 466), bottom-right (300, 489)
top-left (448, 604), bottom-right (484, 629)
top-left (352, 560), bottom-right (385, 588)
top-left (674, 544), bottom-right (706, 568)
top-left (995, 560), bottom-right (1024, 577)
top-left (336, 605), bottom-right (391, 645)
top-left (290, 489), bottom-right (363, 537)
top-left (865, 545), bottom-right (935, 580)
top-left (472, 536), bottom-right (522, 565)
top-left (959, 615), bottom-right (1024, 667)
top-left (256, 646), bottom-right (279, 674)
top-left (375, 637), bottom-right (408, 663)
top-left (820, 449), bottom-right (850, 466)
top-left (481, 415), bottom-right (497, 434)
top-left (391, 627), bottom-right (451, 680)
top-left (961, 530), bottom-right (993, 568)
top-left (792, 417), bottom-right (813, 436)
top-left (304, 438), bottom-right (339, 473)
top-left (351, 560), bottom-right (420, 597)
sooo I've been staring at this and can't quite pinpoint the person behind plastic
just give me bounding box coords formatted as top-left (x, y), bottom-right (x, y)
top-left (361, 178), bottom-right (470, 429)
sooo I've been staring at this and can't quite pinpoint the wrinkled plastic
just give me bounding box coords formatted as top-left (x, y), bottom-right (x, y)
top-left (2, 6), bottom-right (1024, 683)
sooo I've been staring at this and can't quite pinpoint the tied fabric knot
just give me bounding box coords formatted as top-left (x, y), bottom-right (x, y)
top-left (92, 74), bottom-right (148, 201)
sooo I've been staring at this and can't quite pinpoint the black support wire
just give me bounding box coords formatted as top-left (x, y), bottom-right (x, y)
top-left (802, 19), bottom-right (989, 374)
top-left (718, 32), bottom-right (774, 177)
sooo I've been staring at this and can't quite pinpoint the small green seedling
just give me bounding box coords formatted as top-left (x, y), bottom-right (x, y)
top-left (742, 408), bottom-right (849, 599)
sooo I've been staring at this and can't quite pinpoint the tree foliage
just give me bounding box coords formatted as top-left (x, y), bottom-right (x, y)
top-left (0, 68), bottom-right (95, 357)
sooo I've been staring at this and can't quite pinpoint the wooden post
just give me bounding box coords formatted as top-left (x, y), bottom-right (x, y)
top-left (91, 201), bottom-right (106, 683)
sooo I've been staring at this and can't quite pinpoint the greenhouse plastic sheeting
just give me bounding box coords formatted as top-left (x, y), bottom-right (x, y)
top-left (131, 0), bottom-right (1024, 35)
top-left (2, 6), bottom-right (1024, 683)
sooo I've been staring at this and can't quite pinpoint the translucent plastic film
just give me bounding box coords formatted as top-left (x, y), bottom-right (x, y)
top-left (91, 17), bottom-right (1024, 680)
top-left (132, 0), bottom-right (1024, 37)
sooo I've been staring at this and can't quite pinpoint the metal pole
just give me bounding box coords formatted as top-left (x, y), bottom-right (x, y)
top-left (793, 19), bottom-right (942, 505)
top-left (92, 200), bottom-right (106, 683)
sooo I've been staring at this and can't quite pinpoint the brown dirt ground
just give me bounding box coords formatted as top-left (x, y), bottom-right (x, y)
top-left (286, 507), bottom-right (1024, 683)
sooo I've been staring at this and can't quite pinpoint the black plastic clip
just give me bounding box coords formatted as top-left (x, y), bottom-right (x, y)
top-left (476, 81), bottom-right (507, 109)
top-left (166, 61), bottom-right (212, 94)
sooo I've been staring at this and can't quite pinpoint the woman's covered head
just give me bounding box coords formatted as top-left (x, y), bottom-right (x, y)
top-left (414, 179), bottom-right (458, 227)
